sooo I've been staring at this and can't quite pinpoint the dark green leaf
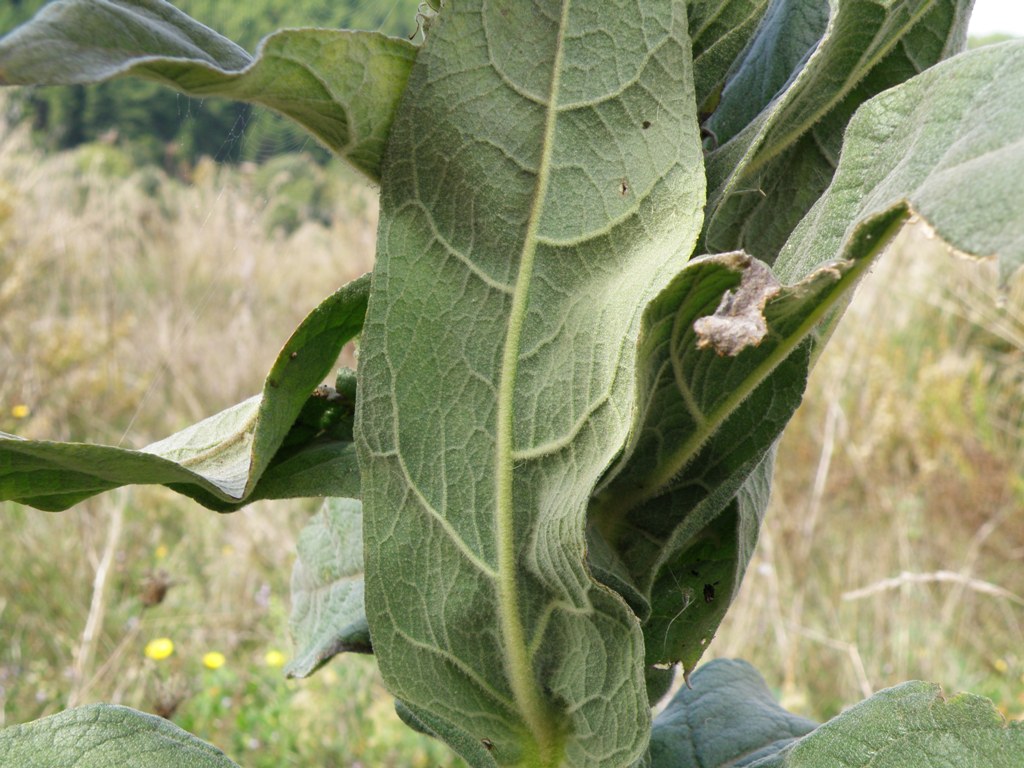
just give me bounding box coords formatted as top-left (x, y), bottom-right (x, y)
top-left (644, 659), bottom-right (816, 768)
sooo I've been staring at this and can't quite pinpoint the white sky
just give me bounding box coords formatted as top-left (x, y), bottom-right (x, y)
top-left (968, 0), bottom-right (1024, 37)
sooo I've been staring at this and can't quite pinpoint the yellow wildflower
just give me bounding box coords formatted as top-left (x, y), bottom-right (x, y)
top-left (263, 650), bottom-right (286, 668)
top-left (154, 544), bottom-right (169, 560)
top-left (993, 658), bottom-right (1009, 674)
top-left (202, 652), bottom-right (226, 670)
top-left (11, 404), bottom-right (29, 419)
top-left (144, 637), bottom-right (175, 661)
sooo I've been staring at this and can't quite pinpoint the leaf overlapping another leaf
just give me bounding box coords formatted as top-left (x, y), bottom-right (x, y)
top-left (0, 274), bottom-right (369, 511)
top-left (0, 0), bottom-right (417, 180)
top-left (703, 0), bottom-right (972, 264)
top-left (356, 1), bottom-right (706, 765)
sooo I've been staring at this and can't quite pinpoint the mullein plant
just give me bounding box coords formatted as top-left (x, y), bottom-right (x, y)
top-left (1, 1), bottom-right (1023, 765)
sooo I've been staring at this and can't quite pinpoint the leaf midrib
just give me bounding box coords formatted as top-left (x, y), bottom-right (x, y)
top-left (493, 1), bottom-right (571, 762)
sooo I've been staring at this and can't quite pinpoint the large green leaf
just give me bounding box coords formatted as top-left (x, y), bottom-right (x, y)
top-left (754, 683), bottom-right (1024, 767)
top-left (0, 0), bottom-right (417, 179)
top-left (286, 497), bottom-right (370, 679)
top-left (641, 659), bottom-right (816, 768)
top-left (0, 704), bottom-right (240, 767)
top-left (0, 275), bottom-right (368, 512)
top-left (775, 39), bottom-right (1024, 285)
top-left (703, 0), bottom-right (972, 263)
top-left (356, 1), bottom-right (706, 765)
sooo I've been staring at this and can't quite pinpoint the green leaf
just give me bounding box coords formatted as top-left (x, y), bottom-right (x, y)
top-left (287, 497), bottom-right (370, 679)
top-left (0, 703), bottom-right (239, 767)
top-left (775, 39), bottom-right (1024, 285)
top-left (0, 274), bottom-right (368, 512)
top-left (687, 0), bottom-right (770, 112)
top-left (753, 682), bottom-right (1024, 767)
top-left (703, 0), bottom-right (972, 264)
top-left (589, 251), bottom-right (871, 672)
top-left (356, 1), bottom-right (706, 765)
top-left (0, 0), bottom-right (417, 179)
top-left (643, 659), bottom-right (816, 768)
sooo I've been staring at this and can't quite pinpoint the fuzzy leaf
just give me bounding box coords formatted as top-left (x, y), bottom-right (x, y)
top-left (0, 0), bottom-right (416, 179)
top-left (356, 1), bottom-right (706, 765)
top-left (0, 704), bottom-right (239, 767)
top-left (753, 683), bottom-right (1024, 767)
top-left (287, 497), bottom-right (370, 679)
top-left (704, 0), bottom-right (972, 263)
top-left (0, 275), bottom-right (368, 511)
top-left (687, 0), bottom-right (770, 111)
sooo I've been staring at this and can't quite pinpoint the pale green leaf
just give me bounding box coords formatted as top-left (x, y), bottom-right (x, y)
top-left (0, 275), bottom-right (368, 511)
top-left (752, 682), bottom-right (1024, 767)
top-left (287, 497), bottom-right (370, 679)
top-left (0, 0), bottom-right (417, 179)
top-left (644, 659), bottom-right (816, 768)
top-left (0, 704), bottom-right (239, 767)
top-left (775, 39), bottom-right (1024, 285)
top-left (704, 0), bottom-right (971, 263)
top-left (356, 1), bottom-right (706, 765)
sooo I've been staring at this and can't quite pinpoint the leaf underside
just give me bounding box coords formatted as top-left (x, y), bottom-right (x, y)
top-left (357, 2), bottom-right (705, 765)
top-left (0, 0), bottom-right (417, 180)
top-left (0, 274), bottom-right (368, 511)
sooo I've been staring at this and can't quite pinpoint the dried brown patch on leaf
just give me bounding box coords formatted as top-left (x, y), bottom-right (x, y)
top-left (695, 257), bottom-right (781, 356)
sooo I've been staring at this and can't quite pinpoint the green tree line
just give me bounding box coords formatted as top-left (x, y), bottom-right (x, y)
top-left (0, 0), bottom-right (421, 168)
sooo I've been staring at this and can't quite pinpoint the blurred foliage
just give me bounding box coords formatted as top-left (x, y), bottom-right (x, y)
top-left (0, 0), bottom-right (421, 170)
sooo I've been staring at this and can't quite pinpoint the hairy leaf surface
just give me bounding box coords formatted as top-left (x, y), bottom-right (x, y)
top-left (776, 39), bottom-right (1024, 284)
top-left (687, 0), bottom-right (770, 111)
top-left (0, 704), bottom-right (239, 767)
top-left (0, 275), bottom-right (368, 511)
top-left (356, 1), bottom-right (705, 765)
top-left (0, 0), bottom-right (416, 179)
top-left (287, 497), bottom-right (370, 679)
top-left (703, 0), bottom-right (971, 263)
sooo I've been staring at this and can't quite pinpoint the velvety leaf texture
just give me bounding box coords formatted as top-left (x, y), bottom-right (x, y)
top-left (752, 682), bottom-right (1024, 767)
top-left (0, 275), bottom-right (368, 511)
top-left (0, 0), bottom-right (417, 179)
top-left (775, 39), bottom-right (1024, 285)
top-left (356, 1), bottom-right (705, 765)
top-left (0, 704), bottom-right (240, 767)
top-left (703, 0), bottom-right (972, 264)
top-left (287, 497), bottom-right (371, 678)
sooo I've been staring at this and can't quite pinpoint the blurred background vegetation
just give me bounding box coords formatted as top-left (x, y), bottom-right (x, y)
top-left (0, 3), bottom-right (1023, 767)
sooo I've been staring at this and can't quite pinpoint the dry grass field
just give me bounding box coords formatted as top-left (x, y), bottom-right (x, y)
top-left (1, 100), bottom-right (1023, 765)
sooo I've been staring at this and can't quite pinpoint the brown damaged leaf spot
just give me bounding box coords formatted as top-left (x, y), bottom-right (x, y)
top-left (694, 257), bottom-right (781, 356)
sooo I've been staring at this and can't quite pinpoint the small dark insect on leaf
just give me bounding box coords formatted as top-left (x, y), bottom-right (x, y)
top-left (642, 120), bottom-right (651, 129)
top-left (703, 583), bottom-right (715, 603)
top-left (619, 178), bottom-right (629, 196)
top-left (481, 738), bottom-right (494, 751)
